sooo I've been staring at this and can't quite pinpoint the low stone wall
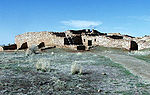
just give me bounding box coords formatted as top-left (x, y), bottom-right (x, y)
top-left (0, 46), bottom-right (3, 51)
top-left (3, 44), bottom-right (17, 50)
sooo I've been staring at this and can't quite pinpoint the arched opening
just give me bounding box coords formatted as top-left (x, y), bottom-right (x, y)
top-left (38, 42), bottom-right (45, 48)
top-left (130, 41), bottom-right (138, 51)
top-left (19, 42), bottom-right (28, 50)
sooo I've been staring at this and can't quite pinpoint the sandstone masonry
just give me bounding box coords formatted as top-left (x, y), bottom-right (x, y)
top-left (0, 46), bottom-right (3, 51)
top-left (14, 29), bottom-right (142, 51)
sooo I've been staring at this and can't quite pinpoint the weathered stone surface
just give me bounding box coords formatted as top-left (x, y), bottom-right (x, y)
top-left (133, 36), bottom-right (150, 50)
top-left (3, 44), bottom-right (17, 50)
top-left (15, 29), bottom-right (150, 51)
top-left (0, 46), bottom-right (3, 51)
top-left (107, 33), bottom-right (121, 36)
top-left (15, 31), bottom-right (65, 49)
top-left (82, 35), bottom-right (131, 50)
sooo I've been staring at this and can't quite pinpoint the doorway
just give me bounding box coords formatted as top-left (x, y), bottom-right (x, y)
top-left (88, 40), bottom-right (92, 46)
top-left (38, 42), bottom-right (45, 48)
top-left (19, 42), bottom-right (28, 50)
top-left (130, 41), bottom-right (138, 51)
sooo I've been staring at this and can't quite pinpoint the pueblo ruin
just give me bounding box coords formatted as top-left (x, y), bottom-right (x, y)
top-left (1, 29), bottom-right (150, 51)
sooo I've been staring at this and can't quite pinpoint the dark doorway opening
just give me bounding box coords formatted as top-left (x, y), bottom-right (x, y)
top-left (77, 45), bottom-right (85, 50)
top-left (64, 36), bottom-right (83, 45)
top-left (64, 38), bottom-right (73, 45)
top-left (38, 42), bottom-right (45, 48)
top-left (130, 41), bottom-right (138, 51)
top-left (88, 40), bottom-right (92, 46)
top-left (19, 42), bottom-right (28, 50)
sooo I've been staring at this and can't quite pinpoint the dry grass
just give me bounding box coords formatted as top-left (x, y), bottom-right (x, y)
top-left (35, 58), bottom-right (51, 72)
top-left (71, 62), bottom-right (82, 75)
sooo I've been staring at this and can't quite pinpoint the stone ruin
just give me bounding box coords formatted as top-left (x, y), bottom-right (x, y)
top-left (0, 44), bottom-right (17, 51)
top-left (0, 46), bottom-right (3, 51)
top-left (0, 29), bottom-right (150, 51)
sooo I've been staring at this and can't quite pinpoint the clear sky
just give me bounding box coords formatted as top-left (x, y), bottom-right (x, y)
top-left (0, 0), bottom-right (150, 45)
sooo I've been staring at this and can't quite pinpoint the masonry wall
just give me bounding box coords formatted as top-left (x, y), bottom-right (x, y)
top-left (136, 41), bottom-right (150, 50)
top-left (3, 44), bottom-right (17, 50)
top-left (133, 36), bottom-right (150, 50)
top-left (82, 35), bottom-right (131, 50)
top-left (15, 31), bottom-right (142, 51)
top-left (15, 32), bottom-right (65, 49)
top-left (0, 46), bottom-right (3, 51)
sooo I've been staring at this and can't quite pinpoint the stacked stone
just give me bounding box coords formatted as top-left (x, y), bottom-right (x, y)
top-left (0, 46), bottom-right (3, 51)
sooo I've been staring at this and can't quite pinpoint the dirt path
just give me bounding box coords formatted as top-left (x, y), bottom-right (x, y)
top-left (105, 53), bottom-right (150, 83)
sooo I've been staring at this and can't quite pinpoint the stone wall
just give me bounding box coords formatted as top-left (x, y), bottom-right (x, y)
top-left (133, 36), bottom-right (150, 50)
top-left (107, 33), bottom-right (121, 36)
top-left (15, 31), bottom-right (65, 49)
top-left (82, 35), bottom-right (131, 50)
top-left (15, 30), bottom-right (149, 51)
top-left (3, 44), bottom-right (17, 50)
top-left (0, 46), bottom-right (3, 51)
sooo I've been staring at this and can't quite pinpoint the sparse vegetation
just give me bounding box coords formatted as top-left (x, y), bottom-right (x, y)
top-left (25, 45), bottom-right (40, 56)
top-left (71, 62), bottom-right (82, 75)
top-left (1, 48), bottom-right (150, 94)
top-left (35, 58), bottom-right (51, 72)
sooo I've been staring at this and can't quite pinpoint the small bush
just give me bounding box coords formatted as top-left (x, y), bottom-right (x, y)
top-left (71, 62), bottom-right (82, 75)
top-left (35, 58), bottom-right (50, 72)
top-left (51, 76), bottom-right (66, 90)
top-left (53, 79), bottom-right (66, 90)
top-left (51, 52), bottom-right (54, 55)
top-left (26, 45), bottom-right (40, 56)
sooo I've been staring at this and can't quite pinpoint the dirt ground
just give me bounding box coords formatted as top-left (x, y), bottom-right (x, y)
top-left (105, 53), bottom-right (150, 83)
top-left (0, 48), bottom-right (150, 95)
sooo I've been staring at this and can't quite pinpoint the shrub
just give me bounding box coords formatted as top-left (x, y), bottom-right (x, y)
top-left (51, 52), bottom-right (54, 55)
top-left (71, 62), bottom-right (82, 75)
top-left (53, 79), bottom-right (66, 90)
top-left (26, 45), bottom-right (40, 56)
top-left (51, 76), bottom-right (66, 90)
top-left (35, 58), bottom-right (50, 72)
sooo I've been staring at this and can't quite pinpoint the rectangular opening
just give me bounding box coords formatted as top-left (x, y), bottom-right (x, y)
top-left (64, 38), bottom-right (70, 45)
top-left (130, 41), bottom-right (138, 51)
top-left (64, 36), bottom-right (83, 45)
top-left (77, 45), bottom-right (85, 50)
top-left (88, 40), bottom-right (92, 46)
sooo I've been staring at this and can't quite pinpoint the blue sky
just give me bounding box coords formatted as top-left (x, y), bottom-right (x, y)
top-left (0, 0), bottom-right (150, 45)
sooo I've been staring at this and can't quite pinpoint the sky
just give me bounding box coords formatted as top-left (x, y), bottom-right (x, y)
top-left (0, 0), bottom-right (150, 45)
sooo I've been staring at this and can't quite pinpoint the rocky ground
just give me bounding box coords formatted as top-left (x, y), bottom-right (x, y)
top-left (0, 48), bottom-right (150, 95)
